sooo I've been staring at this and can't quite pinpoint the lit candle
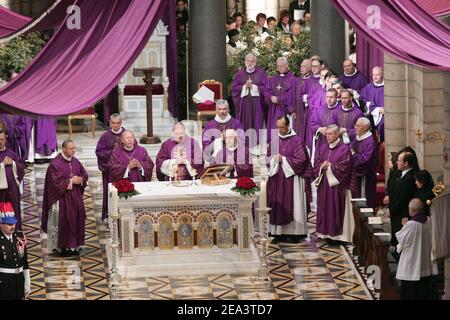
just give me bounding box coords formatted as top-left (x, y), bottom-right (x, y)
top-left (109, 185), bottom-right (118, 219)
top-left (259, 178), bottom-right (267, 209)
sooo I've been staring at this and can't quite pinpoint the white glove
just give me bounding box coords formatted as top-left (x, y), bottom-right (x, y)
top-left (24, 269), bottom-right (31, 297)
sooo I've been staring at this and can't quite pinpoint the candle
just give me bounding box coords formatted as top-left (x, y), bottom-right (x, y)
top-left (259, 178), bottom-right (267, 209)
top-left (109, 185), bottom-right (118, 219)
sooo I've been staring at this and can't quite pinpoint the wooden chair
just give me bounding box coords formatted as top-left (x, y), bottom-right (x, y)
top-left (196, 79), bottom-right (223, 130)
top-left (68, 107), bottom-right (96, 140)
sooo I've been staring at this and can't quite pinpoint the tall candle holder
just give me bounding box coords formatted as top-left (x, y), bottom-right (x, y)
top-left (108, 187), bottom-right (121, 293)
top-left (256, 206), bottom-right (271, 281)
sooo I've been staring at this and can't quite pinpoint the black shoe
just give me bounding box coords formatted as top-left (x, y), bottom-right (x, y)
top-left (271, 235), bottom-right (283, 244)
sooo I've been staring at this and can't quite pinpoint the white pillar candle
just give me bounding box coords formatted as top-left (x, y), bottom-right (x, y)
top-left (259, 179), bottom-right (267, 209)
top-left (109, 185), bottom-right (119, 219)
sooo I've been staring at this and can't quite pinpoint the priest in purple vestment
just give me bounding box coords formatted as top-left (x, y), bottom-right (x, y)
top-left (267, 116), bottom-right (312, 244)
top-left (202, 100), bottom-right (244, 162)
top-left (32, 116), bottom-right (58, 162)
top-left (293, 59), bottom-right (314, 146)
top-left (339, 59), bottom-right (367, 93)
top-left (0, 113), bottom-right (26, 162)
top-left (264, 57), bottom-right (297, 143)
top-left (95, 114), bottom-right (125, 220)
top-left (0, 131), bottom-right (25, 230)
top-left (333, 89), bottom-right (364, 144)
top-left (108, 130), bottom-right (154, 183)
top-left (209, 129), bottom-right (253, 178)
top-left (156, 122), bottom-right (204, 181)
top-left (41, 140), bottom-right (88, 256)
top-left (350, 118), bottom-right (378, 209)
top-left (231, 53), bottom-right (267, 150)
top-left (360, 67), bottom-right (385, 142)
top-left (310, 88), bottom-right (340, 165)
top-left (313, 124), bottom-right (356, 244)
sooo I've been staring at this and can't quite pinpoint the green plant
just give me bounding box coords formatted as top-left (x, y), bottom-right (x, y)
top-left (0, 32), bottom-right (46, 80)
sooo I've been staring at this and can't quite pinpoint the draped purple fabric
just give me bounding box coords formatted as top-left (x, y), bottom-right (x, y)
top-left (331, 0), bottom-right (450, 71)
top-left (416, 0), bottom-right (450, 17)
top-left (0, 5), bottom-right (31, 37)
top-left (356, 32), bottom-right (384, 83)
top-left (0, 0), bottom-right (175, 116)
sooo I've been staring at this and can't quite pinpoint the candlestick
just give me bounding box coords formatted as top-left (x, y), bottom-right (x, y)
top-left (259, 178), bottom-right (267, 209)
top-left (109, 186), bottom-right (118, 219)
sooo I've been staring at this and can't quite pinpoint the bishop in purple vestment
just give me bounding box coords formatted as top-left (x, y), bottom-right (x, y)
top-left (231, 53), bottom-right (267, 147)
top-left (310, 88), bottom-right (340, 165)
top-left (202, 100), bottom-right (244, 162)
top-left (314, 125), bottom-right (356, 243)
top-left (95, 114), bottom-right (125, 220)
top-left (0, 131), bottom-right (25, 230)
top-left (333, 89), bottom-right (364, 144)
top-left (339, 59), bottom-right (367, 92)
top-left (360, 67), bottom-right (385, 142)
top-left (267, 116), bottom-right (312, 243)
top-left (156, 123), bottom-right (204, 181)
top-left (350, 118), bottom-right (378, 209)
top-left (108, 130), bottom-right (154, 183)
top-left (41, 140), bottom-right (88, 254)
top-left (264, 57), bottom-right (297, 143)
top-left (209, 129), bottom-right (253, 179)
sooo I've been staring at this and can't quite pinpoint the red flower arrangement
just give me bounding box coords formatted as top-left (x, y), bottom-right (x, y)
top-left (231, 177), bottom-right (260, 196)
top-left (114, 179), bottom-right (139, 199)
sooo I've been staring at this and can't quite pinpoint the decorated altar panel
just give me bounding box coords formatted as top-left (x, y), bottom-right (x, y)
top-left (107, 181), bottom-right (260, 277)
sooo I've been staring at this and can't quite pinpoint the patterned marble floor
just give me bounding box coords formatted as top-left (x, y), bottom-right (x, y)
top-left (21, 130), bottom-right (374, 300)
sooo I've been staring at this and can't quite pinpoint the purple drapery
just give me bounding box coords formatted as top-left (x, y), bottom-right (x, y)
top-left (331, 0), bottom-right (450, 71)
top-left (0, 0), bottom-right (175, 116)
top-left (416, 0), bottom-right (450, 17)
top-left (356, 33), bottom-right (384, 83)
top-left (0, 5), bottom-right (30, 37)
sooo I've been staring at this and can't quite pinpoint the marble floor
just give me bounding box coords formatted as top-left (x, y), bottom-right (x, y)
top-left (22, 128), bottom-right (375, 300)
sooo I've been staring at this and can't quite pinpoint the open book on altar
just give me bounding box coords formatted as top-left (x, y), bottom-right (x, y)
top-left (200, 164), bottom-right (233, 186)
top-left (193, 85), bottom-right (215, 104)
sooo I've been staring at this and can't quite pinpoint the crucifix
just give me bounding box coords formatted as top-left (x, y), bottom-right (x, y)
top-left (133, 67), bottom-right (163, 144)
top-left (276, 83), bottom-right (282, 91)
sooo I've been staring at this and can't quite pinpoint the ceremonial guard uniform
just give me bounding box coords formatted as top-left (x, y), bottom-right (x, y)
top-left (0, 202), bottom-right (30, 300)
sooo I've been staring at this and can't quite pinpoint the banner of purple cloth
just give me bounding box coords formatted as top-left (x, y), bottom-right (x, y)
top-left (331, 0), bottom-right (450, 71)
top-left (0, 5), bottom-right (30, 37)
top-left (0, 0), bottom-right (178, 119)
top-left (416, 0), bottom-right (450, 17)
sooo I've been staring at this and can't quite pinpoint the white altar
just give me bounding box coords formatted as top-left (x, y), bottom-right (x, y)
top-left (107, 181), bottom-right (261, 278)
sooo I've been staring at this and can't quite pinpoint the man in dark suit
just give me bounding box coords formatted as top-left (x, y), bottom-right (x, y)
top-left (387, 151), bottom-right (418, 246)
top-left (289, 0), bottom-right (311, 23)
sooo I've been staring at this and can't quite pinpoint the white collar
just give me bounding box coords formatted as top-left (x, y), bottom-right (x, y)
top-left (329, 138), bottom-right (341, 149)
top-left (278, 129), bottom-right (296, 139)
top-left (313, 74), bottom-right (321, 78)
top-left (342, 104), bottom-right (354, 111)
top-left (374, 81), bottom-right (384, 87)
top-left (123, 145), bottom-right (134, 152)
top-left (279, 73), bottom-right (287, 77)
top-left (356, 131), bottom-right (372, 141)
top-left (327, 102), bottom-right (339, 109)
top-left (215, 114), bottom-right (232, 124)
top-left (302, 74), bottom-right (312, 80)
top-left (111, 127), bottom-right (123, 135)
top-left (5, 234), bottom-right (12, 241)
top-left (246, 67), bottom-right (256, 73)
top-left (401, 167), bottom-right (413, 178)
top-left (0, 145), bottom-right (6, 152)
top-left (344, 68), bottom-right (358, 77)
top-left (61, 152), bottom-right (72, 161)
top-left (226, 144), bottom-right (238, 152)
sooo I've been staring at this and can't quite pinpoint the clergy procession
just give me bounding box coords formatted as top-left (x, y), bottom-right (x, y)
top-left (0, 0), bottom-right (449, 302)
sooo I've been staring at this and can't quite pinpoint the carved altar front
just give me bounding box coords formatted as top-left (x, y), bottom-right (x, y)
top-left (107, 181), bottom-right (260, 278)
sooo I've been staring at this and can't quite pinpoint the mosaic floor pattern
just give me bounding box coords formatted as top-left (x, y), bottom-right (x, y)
top-left (20, 130), bottom-right (374, 300)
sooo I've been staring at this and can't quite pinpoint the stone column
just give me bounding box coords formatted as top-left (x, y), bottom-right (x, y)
top-left (311, 0), bottom-right (345, 74)
top-left (189, 0), bottom-right (227, 117)
top-left (0, 0), bottom-right (9, 8)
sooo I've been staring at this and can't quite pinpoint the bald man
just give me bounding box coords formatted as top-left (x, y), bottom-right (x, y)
top-left (339, 59), bottom-right (367, 92)
top-left (350, 117), bottom-right (378, 208)
top-left (360, 66), bottom-right (385, 142)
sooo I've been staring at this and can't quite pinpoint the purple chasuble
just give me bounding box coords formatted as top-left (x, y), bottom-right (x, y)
top-left (310, 102), bottom-right (340, 162)
top-left (360, 82), bottom-right (385, 140)
top-left (231, 66), bottom-right (268, 145)
top-left (108, 142), bottom-right (154, 183)
top-left (0, 113), bottom-right (25, 161)
top-left (41, 154), bottom-right (88, 249)
top-left (264, 72), bottom-right (297, 142)
top-left (333, 104), bottom-right (364, 143)
top-left (350, 134), bottom-right (378, 208)
top-left (210, 143), bottom-right (253, 178)
top-left (314, 140), bottom-right (355, 237)
top-left (339, 69), bottom-right (367, 92)
top-left (0, 148), bottom-right (25, 230)
top-left (267, 134), bottom-right (312, 226)
top-left (95, 128), bottom-right (124, 219)
top-left (35, 116), bottom-right (57, 156)
top-left (156, 136), bottom-right (204, 181)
